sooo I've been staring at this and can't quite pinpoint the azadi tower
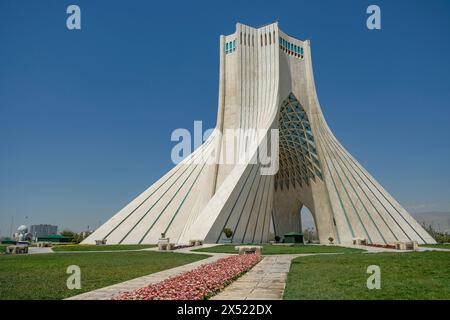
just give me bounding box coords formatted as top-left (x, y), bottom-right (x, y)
top-left (83, 23), bottom-right (435, 245)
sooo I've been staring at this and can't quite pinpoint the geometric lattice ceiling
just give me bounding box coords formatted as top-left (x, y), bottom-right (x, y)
top-left (275, 93), bottom-right (323, 191)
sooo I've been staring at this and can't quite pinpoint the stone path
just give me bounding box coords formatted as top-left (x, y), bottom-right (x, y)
top-left (28, 247), bottom-right (54, 254)
top-left (51, 248), bottom-right (154, 254)
top-left (417, 247), bottom-right (450, 252)
top-left (142, 243), bottom-right (220, 253)
top-left (66, 248), bottom-right (329, 300)
top-left (340, 244), bottom-right (450, 253)
top-left (339, 244), bottom-right (400, 253)
top-left (66, 253), bottom-right (228, 300)
top-left (212, 253), bottom-right (340, 300)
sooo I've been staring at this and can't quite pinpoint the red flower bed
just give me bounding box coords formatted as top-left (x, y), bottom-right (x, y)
top-left (115, 254), bottom-right (262, 300)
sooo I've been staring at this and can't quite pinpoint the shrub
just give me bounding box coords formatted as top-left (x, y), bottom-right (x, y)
top-left (223, 228), bottom-right (233, 239)
top-left (328, 237), bottom-right (334, 244)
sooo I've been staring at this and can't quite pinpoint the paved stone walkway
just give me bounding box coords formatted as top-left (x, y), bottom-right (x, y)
top-left (339, 244), bottom-right (400, 253)
top-left (212, 253), bottom-right (341, 300)
top-left (417, 247), bottom-right (450, 252)
top-left (28, 247), bottom-right (54, 254)
top-left (66, 253), bottom-right (228, 300)
top-left (340, 244), bottom-right (450, 253)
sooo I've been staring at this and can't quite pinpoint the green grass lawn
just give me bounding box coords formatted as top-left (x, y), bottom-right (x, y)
top-left (284, 251), bottom-right (450, 299)
top-left (194, 244), bottom-right (364, 255)
top-left (420, 244), bottom-right (450, 250)
top-left (52, 244), bottom-right (155, 252)
top-left (0, 251), bottom-right (209, 299)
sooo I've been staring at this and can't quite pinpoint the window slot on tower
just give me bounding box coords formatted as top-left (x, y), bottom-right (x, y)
top-left (225, 40), bottom-right (236, 54)
top-left (279, 37), bottom-right (304, 60)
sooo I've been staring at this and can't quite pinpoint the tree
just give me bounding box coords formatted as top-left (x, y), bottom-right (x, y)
top-left (60, 230), bottom-right (90, 244)
top-left (303, 227), bottom-right (318, 243)
top-left (421, 223), bottom-right (449, 243)
top-left (60, 230), bottom-right (75, 238)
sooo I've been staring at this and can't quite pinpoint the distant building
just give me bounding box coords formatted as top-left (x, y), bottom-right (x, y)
top-left (30, 224), bottom-right (58, 238)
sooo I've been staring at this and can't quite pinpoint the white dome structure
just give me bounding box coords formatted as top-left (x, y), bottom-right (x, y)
top-left (17, 225), bottom-right (28, 233)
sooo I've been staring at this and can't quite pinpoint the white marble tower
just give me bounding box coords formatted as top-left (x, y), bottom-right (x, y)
top-left (83, 23), bottom-right (435, 245)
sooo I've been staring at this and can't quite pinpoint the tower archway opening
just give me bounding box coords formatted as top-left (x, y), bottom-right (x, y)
top-left (300, 206), bottom-right (318, 243)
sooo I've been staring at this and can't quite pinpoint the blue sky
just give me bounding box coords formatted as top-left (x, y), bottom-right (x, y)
top-left (0, 0), bottom-right (449, 235)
